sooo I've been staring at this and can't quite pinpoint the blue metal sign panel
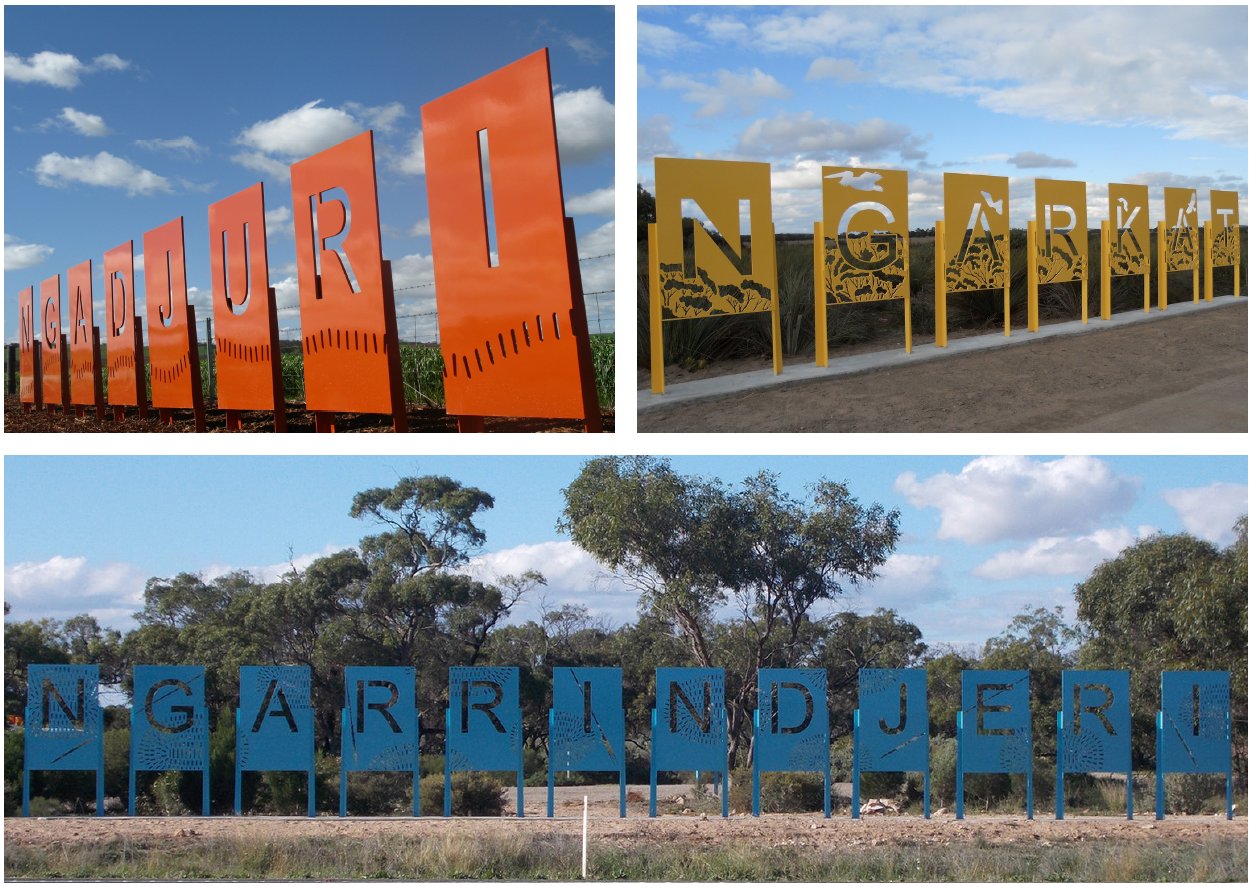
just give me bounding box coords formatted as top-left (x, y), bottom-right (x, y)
top-left (549, 666), bottom-right (626, 817)
top-left (447, 666), bottom-right (523, 772)
top-left (858, 668), bottom-right (928, 773)
top-left (755, 668), bottom-right (828, 772)
top-left (960, 669), bottom-right (1031, 774)
top-left (754, 668), bottom-right (829, 818)
top-left (23, 665), bottom-right (104, 816)
top-left (651, 667), bottom-right (728, 817)
top-left (446, 666), bottom-right (523, 817)
top-left (1059, 670), bottom-right (1130, 773)
top-left (342, 666), bottom-right (418, 817)
top-left (25, 664), bottom-right (104, 770)
top-left (1160, 671), bottom-right (1230, 774)
top-left (343, 666), bottom-right (418, 772)
top-left (131, 665), bottom-right (209, 815)
top-left (652, 667), bottom-right (727, 772)
top-left (550, 666), bottom-right (625, 773)
top-left (237, 666), bottom-right (314, 772)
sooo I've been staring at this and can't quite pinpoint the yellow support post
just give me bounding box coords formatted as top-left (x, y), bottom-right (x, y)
top-left (1236, 234), bottom-right (1242, 300)
top-left (903, 235), bottom-right (912, 354)
top-left (1081, 273), bottom-right (1088, 325)
top-left (935, 220), bottom-right (947, 348)
top-left (1192, 254), bottom-right (1199, 304)
top-left (814, 221), bottom-right (827, 367)
top-left (1027, 220), bottom-right (1038, 332)
top-left (1204, 220), bottom-right (1213, 302)
top-left (648, 222), bottom-right (664, 394)
top-left (1004, 265), bottom-right (1011, 337)
top-left (770, 223), bottom-right (782, 376)
top-left (1100, 220), bottom-right (1111, 320)
top-left (1157, 220), bottom-right (1167, 310)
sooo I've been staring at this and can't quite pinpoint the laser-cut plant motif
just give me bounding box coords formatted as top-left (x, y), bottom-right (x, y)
top-left (659, 262), bottom-right (773, 319)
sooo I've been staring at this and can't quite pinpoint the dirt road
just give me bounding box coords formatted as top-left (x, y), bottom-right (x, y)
top-left (639, 302), bottom-right (1246, 433)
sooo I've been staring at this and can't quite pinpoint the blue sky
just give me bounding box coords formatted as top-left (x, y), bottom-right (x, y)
top-left (5, 456), bottom-right (1246, 652)
top-left (4, 6), bottom-right (616, 345)
top-left (638, 6), bottom-right (1247, 233)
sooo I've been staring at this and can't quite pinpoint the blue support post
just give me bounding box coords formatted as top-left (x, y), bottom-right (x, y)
top-left (307, 707), bottom-right (316, 818)
top-left (1055, 711), bottom-right (1064, 820)
top-left (413, 714), bottom-right (422, 818)
top-left (1026, 754), bottom-right (1033, 820)
top-left (22, 758), bottom-right (30, 817)
top-left (648, 709), bottom-right (657, 818)
top-left (517, 731), bottom-right (525, 818)
top-left (824, 769), bottom-right (831, 819)
top-left (1226, 711), bottom-right (1233, 821)
top-left (852, 709), bottom-right (861, 820)
top-left (751, 709), bottom-right (760, 817)
top-left (97, 730), bottom-right (105, 817)
top-left (722, 767), bottom-right (728, 819)
top-left (444, 708), bottom-right (452, 818)
top-left (129, 703), bottom-right (138, 817)
top-left (619, 764), bottom-right (626, 818)
top-left (1125, 772), bottom-right (1133, 820)
top-left (547, 708), bottom-right (555, 818)
top-left (955, 711), bottom-right (964, 820)
top-left (340, 708), bottom-right (348, 818)
top-left (233, 708), bottom-right (242, 816)
top-left (923, 760), bottom-right (931, 820)
top-left (1155, 711), bottom-right (1164, 821)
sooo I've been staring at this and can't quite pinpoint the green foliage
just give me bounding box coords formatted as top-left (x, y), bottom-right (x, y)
top-left (418, 771), bottom-right (507, 816)
top-left (342, 770), bottom-right (414, 815)
top-left (727, 767), bottom-right (827, 814)
top-left (1075, 522), bottom-right (1247, 772)
top-left (4, 729), bottom-right (24, 816)
top-left (817, 608), bottom-right (926, 736)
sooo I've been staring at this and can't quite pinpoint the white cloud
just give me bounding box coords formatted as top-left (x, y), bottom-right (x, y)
top-left (343, 101), bottom-right (406, 133)
top-left (1162, 483), bottom-right (1248, 545)
top-left (389, 251), bottom-right (436, 292)
top-left (200, 543), bottom-right (350, 587)
top-left (658, 68), bottom-right (792, 118)
top-left (4, 51), bottom-right (131, 88)
top-left (896, 456), bottom-right (1142, 544)
top-left (805, 57), bottom-right (871, 83)
top-left (694, 6), bottom-right (1247, 144)
top-left (392, 130), bottom-right (425, 176)
top-left (972, 526), bottom-right (1141, 581)
top-left (463, 541), bottom-right (639, 627)
top-left (575, 220), bottom-right (615, 329)
top-left (4, 555), bottom-right (148, 626)
top-left (265, 205), bottom-right (295, 239)
top-left (736, 111), bottom-right (926, 160)
top-left (1007, 151), bottom-right (1076, 169)
top-left (133, 252), bottom-right (145, 273)
top-left (554, 87), bottom-right (614, 164)
top-left (854, 553), bottom-right (952, 611)
top-left (638, 114), bottom-right (679, 163)
top-left (4, 234), bottom-right (54, 270)
top-left (638, 21), bottom-right (704, 57)
top-left (60, 107), bottom-right (111, 136)
top-left (135, 135), bottom-right (206, 156)
top-left (565, 183), bottom-right (615, 217)
top-left (236, 100), bottom-right (363, 159)
top-left (34, 151), bottom-right (172, 195)
top-left (407, 218), bottom-right (431, 237)
top-left (231, 150), bottom-right (292, 182)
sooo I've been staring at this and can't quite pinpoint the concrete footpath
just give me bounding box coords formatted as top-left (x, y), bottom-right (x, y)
top-left (638, 296), bottom-right (1245, 415)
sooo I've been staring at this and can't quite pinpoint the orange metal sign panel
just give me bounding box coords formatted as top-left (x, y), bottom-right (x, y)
top-left (209, 182), bottom-right (284, 415)
top-left (291, 131), bottom-right (404, 419)
top-left (103, 241), bottom-right (144, 409)
top-left (143, 217), bottom-right (204, 413)
top-left (422, 48), bottom-right (600, 424)
top-left (18, 286), bottom-right (41, 407)
top-left (67, 259), bottom-right (105, 415)
top-left (40, 274), bottom-right (69, 411)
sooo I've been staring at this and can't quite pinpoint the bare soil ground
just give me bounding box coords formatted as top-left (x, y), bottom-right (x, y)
top-left (3, 397), bottom-right (614, 433)
top-left (639, 302), bottom-right (1246, 433)
top-left (5, 783), bottom-right (1244, 854)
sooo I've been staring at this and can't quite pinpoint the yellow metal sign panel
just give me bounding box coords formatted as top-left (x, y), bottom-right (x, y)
top-left (943, 173), bottom-right (1009, 292)
top-left (1107, 184), bottom-right (1150, 276)
top-left (820, 167), bottom-right (908, 304)
top-left (1163, 187), bottom-right (1198, 272)
top-left (1210, 190), bottom-right (1240, 268)
top-left (1033, 179), bottom-right (1087, 284)
top-left (654, 158), bottom-right (775, 319)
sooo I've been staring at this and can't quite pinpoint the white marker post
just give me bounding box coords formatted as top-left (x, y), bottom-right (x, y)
top-left (582, 795), bottom-right (589, 879)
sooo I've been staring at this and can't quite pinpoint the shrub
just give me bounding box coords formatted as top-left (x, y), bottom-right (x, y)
top-left (1165, 773), bottom-right (1231, 815)
top-left (342, 769), bottom-right (415, 816)
top-left (728, 767), bottom-right (827, 814)
top-left (418, 771), bottom-right (508, 816)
